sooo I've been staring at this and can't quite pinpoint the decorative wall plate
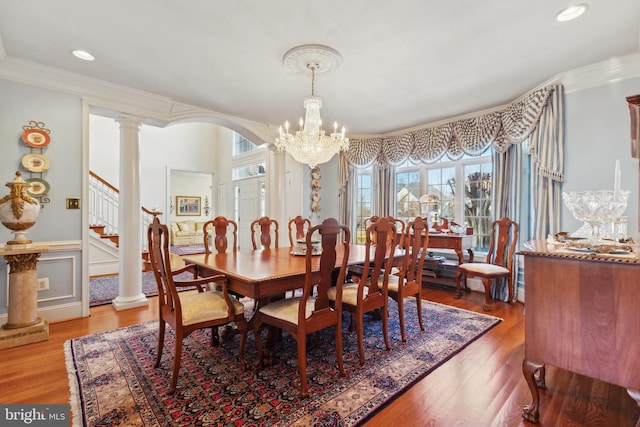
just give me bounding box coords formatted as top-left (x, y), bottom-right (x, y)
top-left (22, 128), bottom-right (51, 148)
top-left (26, 178), bottom-right (50, 197)
top-left (311, 192), bottom-right (320, 201)
top-left (22, 153), bottom-right (50, 172)
top-left (311, 179), bottom-right (321, 190)
top-left (311, 170), bottom-right (321, 179)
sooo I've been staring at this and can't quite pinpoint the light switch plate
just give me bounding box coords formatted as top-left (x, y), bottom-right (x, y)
top-left (66, 198), bottom-right (81, 209)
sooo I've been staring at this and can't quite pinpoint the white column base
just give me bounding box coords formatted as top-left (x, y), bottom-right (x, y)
top-left (111, 294), bottom-right (149, 311)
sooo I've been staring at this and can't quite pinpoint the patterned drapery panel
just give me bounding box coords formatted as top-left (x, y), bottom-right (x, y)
top-left (346, 85), bottom-right (555, 167)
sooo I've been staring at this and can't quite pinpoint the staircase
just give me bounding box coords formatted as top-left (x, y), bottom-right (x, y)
top-left (89, 172), bottom-right (156, 274)
top-left (89, 224), bottom-right (121, 246)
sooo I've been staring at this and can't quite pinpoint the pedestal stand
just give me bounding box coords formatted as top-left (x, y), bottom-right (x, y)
top-left (0, 244), bottom-right (49, 349)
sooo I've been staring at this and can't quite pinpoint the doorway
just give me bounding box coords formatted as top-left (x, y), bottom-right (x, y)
top-left (168, 169), bottom-right (215, 223)
top-left (235, 178), bottom-right (266, 250)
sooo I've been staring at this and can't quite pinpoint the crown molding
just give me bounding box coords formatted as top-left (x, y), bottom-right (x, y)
top-left (558, 52), bottom-right (640, 93)
top-left (0, 56), bottom-right (272, 142)
top-left (350, 52), bottom-right (640, 139)
top-left (2, 51), bottom-right (638, 142)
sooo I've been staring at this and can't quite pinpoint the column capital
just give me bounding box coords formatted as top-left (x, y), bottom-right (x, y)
top-left (3, 252), bottom-right (41, 273)
top-left (114, 113), bottom-right (144, 129)
top-left (267, 143), bottom-right (282, 154)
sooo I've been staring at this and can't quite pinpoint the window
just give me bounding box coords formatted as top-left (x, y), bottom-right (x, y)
top-left (232, 162), bottom-right (266, 180)
top-left (355, 172), bottom-right (372, 243)
top-left (396, 169), bottom-right (421, 223)
top-left (463, 162), bottom-right (492, 250)
top-left (233, 132), bottom-right (258, 155)
top-left (425, 166), bottom-right (456, 221)
top-left (353, 152), bottom-right (492, 252)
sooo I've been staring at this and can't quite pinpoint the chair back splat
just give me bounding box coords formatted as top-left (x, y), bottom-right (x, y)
top-left (250, 216), bottom-right (279, 250)
top-left (288, 215), bottom-right (312, 247)
top-left (253, 217), bottom-right (350, 398)
top-left (203, 216), bottom-right (238, 255)
top-left (365, 215), bottom-right (405, 247)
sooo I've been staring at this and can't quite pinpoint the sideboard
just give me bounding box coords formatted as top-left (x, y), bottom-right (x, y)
top-left (519, 240), bottom-right (640, 423)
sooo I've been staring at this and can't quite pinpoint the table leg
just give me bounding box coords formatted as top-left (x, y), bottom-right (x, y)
top-left (454, 248), bottom-right (464, 265)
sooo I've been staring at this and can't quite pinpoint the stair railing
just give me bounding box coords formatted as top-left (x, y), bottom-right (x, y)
top-left (89, 171), bottom-right (156, 251)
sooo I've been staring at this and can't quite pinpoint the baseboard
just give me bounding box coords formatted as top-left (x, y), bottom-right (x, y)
top-left (0, 301), bottom-right (86, 325)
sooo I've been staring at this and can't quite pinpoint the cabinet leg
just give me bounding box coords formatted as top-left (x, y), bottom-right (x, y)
top-left (522, 358), bottom-right (545, 423)
top-left (626, 389), bottom-right (640, 427)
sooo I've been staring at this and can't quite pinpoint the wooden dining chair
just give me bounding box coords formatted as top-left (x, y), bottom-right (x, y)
top-left (329, 216), bottom-right (397, 365)
top-left (288, 215), bottom-right (312, 247)
top-left (203, 216), bottom-right (238, 255)
top-left (366, 215), bottom-right (405, 247)
top-left (253, 217), bottom-right (350, 398)
top-left (455, 217), bottom-right (519, 311)
top-left (250, 216), bottom-right (279, 250)
top-left (147, 217), bottom-right (249, 393)
top-left (387, 216), bottom-right (428, 342)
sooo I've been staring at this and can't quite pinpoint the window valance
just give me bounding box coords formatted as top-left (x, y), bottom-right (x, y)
top-left (346, 85), bottom-right (554, 168)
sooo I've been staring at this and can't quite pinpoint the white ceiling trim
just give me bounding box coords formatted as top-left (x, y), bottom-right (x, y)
top-left (1, 52), bottom-right (640, 142)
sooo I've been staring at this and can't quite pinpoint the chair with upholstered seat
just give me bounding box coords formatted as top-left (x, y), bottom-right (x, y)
top-left (203, 216), bottom-right (238, 255)
top-left (250, 216), bottom-right (279, 250)
top-left (329, 216), bottom-right (397, 365)
top-left (147, 217), bottom-right (249, 393)
top-left (288, 215), bottom-right (312, 247)
top-left (387, 216), bottom-right (428, 342)
top-left (455, 217), bottom-right (519, 311)
top-left (253, 217), bottom-right (350, 398)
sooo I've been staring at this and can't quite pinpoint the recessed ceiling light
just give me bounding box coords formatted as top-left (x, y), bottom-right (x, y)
top-left (72, 50), bottom-right (95, 61)
top-left (555, 4), bottom-right (588, 22)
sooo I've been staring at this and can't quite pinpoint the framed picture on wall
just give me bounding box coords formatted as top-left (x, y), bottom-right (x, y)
top-left (176, 196), bottom-right (201, 216)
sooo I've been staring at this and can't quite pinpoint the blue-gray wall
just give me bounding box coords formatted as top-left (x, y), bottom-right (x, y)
top-left (0, 78), bottom-right (83, 314)
top-left (563, 77), bottom-right (640, 237)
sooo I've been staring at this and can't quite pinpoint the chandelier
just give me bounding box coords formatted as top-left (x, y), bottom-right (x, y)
top-left (275, 45), bottom-right (349, 168)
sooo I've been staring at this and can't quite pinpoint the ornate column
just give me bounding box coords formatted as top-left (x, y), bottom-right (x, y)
top-left (0, 245), bottom-right (49, 349)
top-left (112, 115), bottom-right (148, 310)
top-left (269, 146), bottom-right (287, 244)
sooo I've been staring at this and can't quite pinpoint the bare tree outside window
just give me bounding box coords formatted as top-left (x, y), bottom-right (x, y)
top-left (463, 164), bottom-right (492, 250)
top-left (355, 174), bottom-right (372, 243)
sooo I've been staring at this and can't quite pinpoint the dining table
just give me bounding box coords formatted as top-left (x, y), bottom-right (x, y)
top-left (183, 244), bottom-right (392, 302)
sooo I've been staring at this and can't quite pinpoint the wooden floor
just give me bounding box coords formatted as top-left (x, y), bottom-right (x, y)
top-left (1, 285), bottom-right (638, 426)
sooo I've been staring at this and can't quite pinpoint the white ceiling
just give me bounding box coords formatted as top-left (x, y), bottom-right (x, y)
top-left (0, 0), bottom-right (639, 136)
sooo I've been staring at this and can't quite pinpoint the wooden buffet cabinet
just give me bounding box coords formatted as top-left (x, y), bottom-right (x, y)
top-left (519, 241), bottom-right (640, 424)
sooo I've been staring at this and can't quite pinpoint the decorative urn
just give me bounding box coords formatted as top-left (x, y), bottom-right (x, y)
top-left (0, 171), bottom-right (41, 246)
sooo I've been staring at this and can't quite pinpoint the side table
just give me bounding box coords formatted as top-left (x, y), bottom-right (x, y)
top-left (0, 244), bottom-right (49, 349)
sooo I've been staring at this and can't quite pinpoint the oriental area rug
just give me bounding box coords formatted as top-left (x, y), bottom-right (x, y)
top-left (169, 244), bottom-right (209, 256)
top-left (65, 299), bottom-right (501, 426)
top-left (89, 272), bottom-right (194, 307)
